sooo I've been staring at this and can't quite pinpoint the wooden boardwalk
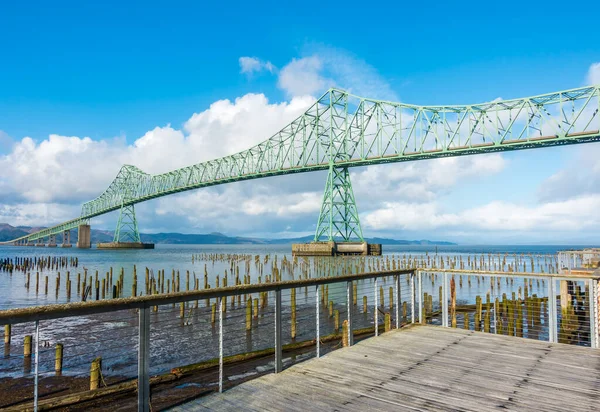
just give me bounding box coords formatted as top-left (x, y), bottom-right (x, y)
top-left (169, 325), bottom-right (600, 411)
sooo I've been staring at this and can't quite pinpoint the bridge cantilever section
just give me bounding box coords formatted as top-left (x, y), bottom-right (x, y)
top-left (6, 85), bottom-right (600, 245)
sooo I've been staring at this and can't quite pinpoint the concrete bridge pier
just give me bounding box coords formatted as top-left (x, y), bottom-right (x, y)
top-left (35, 238), bottom-right (45, 247)
top-left (48, 235), bottom-right (57, 247)
top-left (77, 224), bottom-right (91, 249)
top-left (61, 230), bottom-right (72, 248)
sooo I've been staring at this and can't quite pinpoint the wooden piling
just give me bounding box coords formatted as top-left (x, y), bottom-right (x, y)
top-left (90, 357), bottom-right (102, 390)
top-left (55, 343), bottom-right (63, 375)
top-left (385, 313), bottom-right (391, 332)
top-left (363, 296), bottom-right (367, 313)
top-left (334, 310), bottom-right (340, 332)
top-left (211, 303), bottom-right (216, 324)
top-left (342, 320), bottom-right (349, 347)
top-left (4, 325), bottom-right (10, 345)
top-left (24, 335), bottom-right (32, 357)
top-left (246, 297), bottom-right (252, 331)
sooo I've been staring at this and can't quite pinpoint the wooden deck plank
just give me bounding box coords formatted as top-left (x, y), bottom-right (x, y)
top-left (170, 325), bottom-right (600, 411)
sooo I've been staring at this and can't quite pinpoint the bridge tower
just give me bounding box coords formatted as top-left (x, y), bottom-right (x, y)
top-left (97, 203), bottom-right (154, 249)
top-left (314, 165), bottom-right (364, 242)
top-left (113, 204), bottom-right (141, 243)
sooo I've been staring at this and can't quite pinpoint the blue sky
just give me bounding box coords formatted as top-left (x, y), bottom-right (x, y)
top-left (1, 1), bottom-right (600, 244)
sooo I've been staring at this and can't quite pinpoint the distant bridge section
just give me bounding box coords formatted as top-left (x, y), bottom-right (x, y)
top-left (6, 85), bottom-right (600, 246)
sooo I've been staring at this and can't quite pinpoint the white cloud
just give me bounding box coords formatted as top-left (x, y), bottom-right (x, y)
top-left (352, 154), bottom-right (507, 206)
top-left (278, 56), bottom-right (331, 97)
top-left (239, 56), bottom-right (276, 75)
top-left (586, 62), bottom-right (600, 85)
top-left (276, 47), bottom-right (397, 100)
top-left (363, 194), bottom-right (600, 234)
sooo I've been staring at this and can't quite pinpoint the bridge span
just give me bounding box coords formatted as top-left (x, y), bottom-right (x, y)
top-left (5, 85), bottom-right (600, 248)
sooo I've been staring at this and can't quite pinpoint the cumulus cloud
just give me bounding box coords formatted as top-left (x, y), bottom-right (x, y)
top-left (278, 56), bottom-right (331, 97)
top-left (239, 57), bottom-right (276, 76)
top-left (586, 62), bottom-right (600, 85)
top-left (363, 194), bottom-right (600, 235)
top-left (277, 47), bottom-right (397, 100)
top-left (352, 154), bottom-right (507, 206)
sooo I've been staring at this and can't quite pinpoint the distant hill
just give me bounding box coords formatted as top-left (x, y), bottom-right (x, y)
top-left (0, 223), bottom-right (456, 245)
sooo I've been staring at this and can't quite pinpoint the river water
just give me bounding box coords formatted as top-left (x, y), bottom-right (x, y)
top-left (0, 243), bottom-right (591, 310)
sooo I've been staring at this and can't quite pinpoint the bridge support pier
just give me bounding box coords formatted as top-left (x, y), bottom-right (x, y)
top-left (97, 204), bottom-right (154, 249)
top-left (292, 164), bottom-right (381, 256)
top-left (48, 235), bottom-right (57, 247)
top-left (77, 224), bottom-right (91, 249)
top-left (35, 238), bottom-right (45, 247)
top-left (62, 230), bottom-right (72, 248)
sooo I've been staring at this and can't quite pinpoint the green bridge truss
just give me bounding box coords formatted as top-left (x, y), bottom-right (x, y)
top-left (8, 85), bottom-right (600, 244)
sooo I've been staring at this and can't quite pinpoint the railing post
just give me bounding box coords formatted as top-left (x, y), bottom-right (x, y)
top-left (411, 272), bottom-right (415, 324)
top-left (442, 272), bottom-right (449, 328)
top-left (418, 271), bottom-right (423, 324)
top-left (547, 277), bottom-right (557, 343)
top-left (347, 281), bottom-right (353, 346)
top-left (274, 288), bottom-right (282, 372)
top-left (374, 278), bottom-right (379, 336)
top-left (34, 320), bottom-right (39, 412)
top-left (316, 284), bottom-right (320, 358)
top-left (138, 305), bottom-right (150, 412)
top-left (218, 296), bottom-right (223, 392)
top-left (395, 275), bottom-right (400, 329)
top-left (589, 279), bottom-right (598, 348)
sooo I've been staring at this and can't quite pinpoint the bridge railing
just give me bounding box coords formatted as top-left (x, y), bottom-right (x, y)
top-left (0, 267), bottom-right (598, 412)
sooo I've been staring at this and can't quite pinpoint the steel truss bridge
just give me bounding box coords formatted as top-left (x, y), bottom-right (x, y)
top-left (6, 85), bottom-right (600, 246)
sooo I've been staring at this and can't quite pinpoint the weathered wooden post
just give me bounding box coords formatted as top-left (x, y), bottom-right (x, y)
top-left (363, 296), bottom-right (368, 313)
top-left (24, 335), bottom-right (32, 358)
top-left (55, 343), bottom-right (63, 376)
top-left (90, 357), bottom-right (102, 390)
top-left (334, 309), bottom-right (340, 332)
top-left (385, 313), bottom-right (391, 332)
top-left (4, 325), bottom-right (10, 345)
top-left (291, 288), bottom-right (297, 339)
top-left (246, 297), bottom-right (252, 331)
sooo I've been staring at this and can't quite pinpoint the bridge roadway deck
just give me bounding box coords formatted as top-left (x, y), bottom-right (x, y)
top-left (169, 325), bottom-right (600, 411)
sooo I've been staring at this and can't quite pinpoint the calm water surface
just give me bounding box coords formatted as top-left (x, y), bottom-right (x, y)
top-left (0, 243), bottom-right (594, 310)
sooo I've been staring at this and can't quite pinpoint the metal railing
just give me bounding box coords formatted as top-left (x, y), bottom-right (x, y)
top-left (417, 269), bottom-right (600, 348)
top-left (0, 269), bottom-right (415, 412)
top-left (1, 267), bottom-right (599, 412)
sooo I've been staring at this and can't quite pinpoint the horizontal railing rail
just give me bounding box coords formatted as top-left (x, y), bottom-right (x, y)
top-left (0, 269), bottom-right (415, 325)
